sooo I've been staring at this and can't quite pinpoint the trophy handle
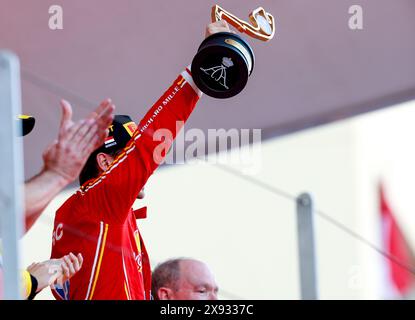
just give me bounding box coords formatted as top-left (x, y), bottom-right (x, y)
top-left (212, 5), bottom-right (275, 42)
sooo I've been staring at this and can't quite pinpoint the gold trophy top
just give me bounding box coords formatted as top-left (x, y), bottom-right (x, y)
top-left (212, 5), bottom-right (275, 42)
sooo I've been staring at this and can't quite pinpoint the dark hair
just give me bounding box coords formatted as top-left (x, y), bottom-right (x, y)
top-left (79, 148), bottom-right (120, 186)
top-left (151, 259), bottom-right (183, 300)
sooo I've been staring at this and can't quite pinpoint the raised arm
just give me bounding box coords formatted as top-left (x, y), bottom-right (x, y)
top-left (80, 22), bottom-right (232, 223)
top-left (80, 68), bottom-right (201, 222)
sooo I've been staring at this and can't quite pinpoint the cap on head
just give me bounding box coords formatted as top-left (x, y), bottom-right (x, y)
top-left (98, 114), bottom-right (137, 153)
top-left (78, 115), bottom-right (137, 186)
top-left (17, 114), bottom-right (35, 136)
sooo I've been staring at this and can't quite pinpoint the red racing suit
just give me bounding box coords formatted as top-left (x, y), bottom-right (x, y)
top-left (50, 67), bottom-right (202, 300)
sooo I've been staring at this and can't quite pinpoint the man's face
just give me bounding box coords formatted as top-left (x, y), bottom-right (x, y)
top-left (170, 260), bottom-right (219, 300)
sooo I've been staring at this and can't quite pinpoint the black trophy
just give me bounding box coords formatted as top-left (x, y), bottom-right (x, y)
top-left (191, 5), bottom-right (275, 99)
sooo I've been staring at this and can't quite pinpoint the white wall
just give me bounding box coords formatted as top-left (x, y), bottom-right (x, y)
top-left (354, 99), bottom-right (415, 299)
top-left (21, 99), bottom-right (415, 299)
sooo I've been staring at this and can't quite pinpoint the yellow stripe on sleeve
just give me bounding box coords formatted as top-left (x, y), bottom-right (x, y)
top-left (88, 223), bottom-right (109, 299)
top-left (124, 282), bottom-right (131, 300)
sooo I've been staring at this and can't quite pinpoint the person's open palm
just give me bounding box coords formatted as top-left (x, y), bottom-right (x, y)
top-left (43, 99), bottom-right (115, 183)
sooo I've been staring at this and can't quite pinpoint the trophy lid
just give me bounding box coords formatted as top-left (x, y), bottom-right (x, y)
top-left (191, 32), bottom-right (255, 99)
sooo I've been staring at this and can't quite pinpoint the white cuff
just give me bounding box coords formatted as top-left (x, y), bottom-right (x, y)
top-left (181, 65), bottom-right (203, 98)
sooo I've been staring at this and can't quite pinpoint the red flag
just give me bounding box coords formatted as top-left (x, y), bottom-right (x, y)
top-left (379, 183), bottom-right (414, 297)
